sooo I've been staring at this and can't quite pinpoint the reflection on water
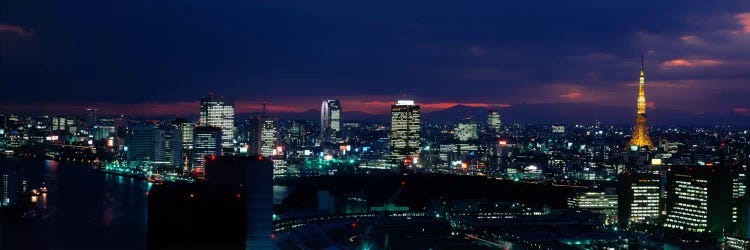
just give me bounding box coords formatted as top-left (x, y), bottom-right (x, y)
top-left (1, 158), bottom-right (149, 250)
top-left (1, 158), bottom-right (292, 250)
top-left (273, 185), bottom-right (294, 205)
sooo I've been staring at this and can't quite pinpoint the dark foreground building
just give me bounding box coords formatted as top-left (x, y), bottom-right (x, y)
top-left (148, 156), bottom-right (273, 250)
top-left (205, 155), bottom-right (274, 249)
top-left (147, 182), bottom-right (246, 250)
top-left (663, 165), bottom-right (732, 245)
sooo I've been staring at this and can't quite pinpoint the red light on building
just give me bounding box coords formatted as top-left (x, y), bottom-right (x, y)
top-left (270, 233), bottom-right (276, 240)
top-left (401, 180), bottom-right (406, 186)
top-left (351, 223), bottom-right (357, 228)
top-left (236, 194), bottom-right (241, 199)
top-left (210, 155), bottom-right (216, 161)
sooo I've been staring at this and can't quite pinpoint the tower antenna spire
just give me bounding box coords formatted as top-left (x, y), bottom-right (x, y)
top-left (641, 49), bottom-right (644, 71)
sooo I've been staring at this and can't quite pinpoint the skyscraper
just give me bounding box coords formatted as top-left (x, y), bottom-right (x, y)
top-left (288, 120), bottom-right (307, 149)
top-left (84, 107), bottom-right (98, 129)
top-left (320, 100), bottom-right (341, 143)
top-left (260, 117), bottom-right (278, 157)
top-left (164, 125), bottom-right (183, 168)
top-left (487, 110), bottom-right (501, 133)
top-left (204, 156), bottom-right (273, 249)
top-left (192, 126), bottom-right (222, 176)
top-left (199, 93), bottom-right (235, 150)
top-left (629, 55), bottom-right (654, 149)
top-left (664, 165), bottom-right (732, 235)
top-left (147, 182), bottom-right (246, 250)
top-left (1, 174), bottom-right (8, 206)
top-left (248, 116), bottom-right (262, 156)
top-left (618, 171), bottom-right (663, 228)
top-left (390, 100), bottom-right (420, 164)
top-left (180, 122), bottom-right (194, 150)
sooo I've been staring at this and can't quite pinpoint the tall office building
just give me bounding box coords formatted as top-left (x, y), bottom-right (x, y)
top-left (260, 118), bottom-right (278, 157)
top-left (115, 115), bottom-right (128, 139)
top-left (192, 127), bottom-right (222, 176)
top-left (732, 167), bottom-right (748, 228)
top-left (127, 126), bottom-right (166, 162)
top-left (204, 156), bottom-right (273, 249)
top-left (320, 100), bottom-right (341, 143)
top-left (248, 116), bottom-right (262, 156)
top-left (288, 120), bottom-right (307, 149)
top-left (148, 182), bottom-right (246, 250)
top-left (199, 93), bottom-right (235, 150)
top-left (618, 171), bottom-right (663, 227)
top-left (84, 107), bottom-right (98, 129)
top-left (180, 122), bottom-right (194, 150)
top-left (2, 174), bottom-right (8, 206)
top-left (629, 55), bottom-right (654, 148)
top-left (164, 125), bottom-right (183, 167)
top-left (390, 100), bottom-right (421, 164)
top-left (664, 165), bottom-right (732, 235)
top-left (487, 110), bottom-right (501, 133)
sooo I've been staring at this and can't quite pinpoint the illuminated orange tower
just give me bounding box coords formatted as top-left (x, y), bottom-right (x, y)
top-left (629, 54), bottom-right (654, 148)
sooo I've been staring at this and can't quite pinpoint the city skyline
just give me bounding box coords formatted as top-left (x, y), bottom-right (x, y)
top-left (5, 2), bottom-right (750, 249)
top-left (3, 1), bottom-right (750, 118)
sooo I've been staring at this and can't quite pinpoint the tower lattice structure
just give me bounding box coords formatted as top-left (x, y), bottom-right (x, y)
top-left (629, 55), bottom-right (654, 148)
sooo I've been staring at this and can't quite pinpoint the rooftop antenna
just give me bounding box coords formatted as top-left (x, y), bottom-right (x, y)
top-left (262, 101), bottom-right (267, 117)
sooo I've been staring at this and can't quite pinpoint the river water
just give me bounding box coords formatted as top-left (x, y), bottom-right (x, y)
top-left (0, 158), bottom-right (290, 250)
top-left (1, 158), bottom-right (150, 250)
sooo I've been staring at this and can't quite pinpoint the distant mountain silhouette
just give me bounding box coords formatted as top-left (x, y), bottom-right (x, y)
top-left (139, 103), bottom-right (750, 126)
top-left (421, 103), bottom-right (750, 126)
top-left (238, 110), bottom-right (389, 123)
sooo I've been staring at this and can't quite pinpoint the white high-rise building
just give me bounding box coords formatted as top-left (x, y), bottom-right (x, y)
top-left (390, 100), bottom-right (420, 164)
top-left (180, 122), bottom-right (194, 150)
top-left (260, 118), bottom-right (278, 157)
top-left (199, 93), bottom-right (235, 150)
top-left (320, 100), bottom-right (341, 143)
top-left (487, 110), bottom-right (501, 133)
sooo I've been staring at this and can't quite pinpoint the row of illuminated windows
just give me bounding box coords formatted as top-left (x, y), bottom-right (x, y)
top-left (667, 213), bottom-right (707, 223)
top-left (674, 202), bottom-right (707, 209)
top-left (672, 207), bottom-right (707, 215)
top-left (666, 217), bottom-right (708, 225)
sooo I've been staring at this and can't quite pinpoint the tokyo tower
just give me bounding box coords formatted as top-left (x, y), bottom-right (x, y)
top-left (629, 54), bottom-right (654, 149)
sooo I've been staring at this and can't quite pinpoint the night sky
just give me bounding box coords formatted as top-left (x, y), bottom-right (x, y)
top-left (2, 1), bottom-right (750, 117)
